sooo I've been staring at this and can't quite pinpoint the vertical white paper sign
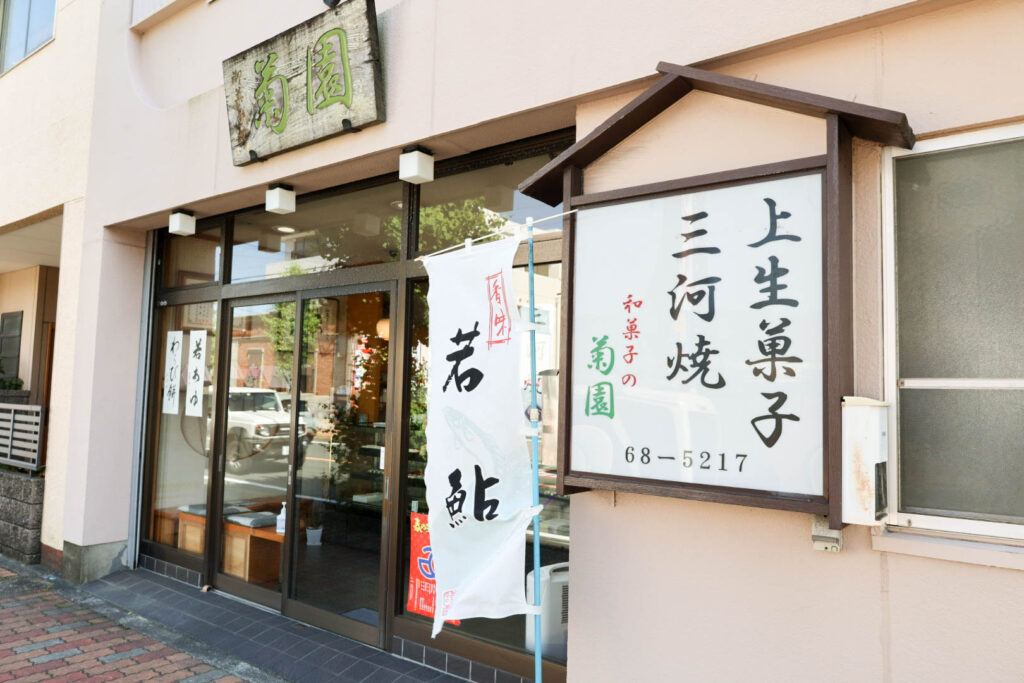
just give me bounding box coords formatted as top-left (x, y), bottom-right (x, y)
top-left (184, 331), bottom-right (207, 418)
top-left (162, 331), bottom-right (184, 415)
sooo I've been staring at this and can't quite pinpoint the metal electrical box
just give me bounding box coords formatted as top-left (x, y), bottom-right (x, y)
top-left (841, 396), bottom-right (889, 526)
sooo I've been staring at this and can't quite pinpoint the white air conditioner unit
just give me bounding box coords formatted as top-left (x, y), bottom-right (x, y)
top-left (525, 562), bottom-right (569, 661)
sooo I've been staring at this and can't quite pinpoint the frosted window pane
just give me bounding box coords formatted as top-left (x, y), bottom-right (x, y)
top-left (895, 138), bottom-right (1024, 378)
top-left (900, 389), bottom-right (1024, 522)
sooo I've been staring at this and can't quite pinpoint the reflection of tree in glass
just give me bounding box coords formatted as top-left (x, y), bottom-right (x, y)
top-left (408, 283), bottom-right (429, 454)
top-left (313, 215), bottom-right (401, 271)
top-left (264, 303), bottom-right (321, 388)
top-left (313, 197), bottom-right (507, 268)
top-left (416, 198), bottom-right (509, 254)
top-left (263, 267), bottom-right (323, 389)
top-left (317, 295), bottom-right (389, 501)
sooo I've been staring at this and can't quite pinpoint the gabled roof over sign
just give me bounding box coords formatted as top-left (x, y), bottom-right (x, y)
top-left (519, 62), bottom-right (916, 205)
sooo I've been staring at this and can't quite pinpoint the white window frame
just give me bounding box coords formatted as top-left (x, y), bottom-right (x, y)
top-left (882, 121), bottom-right (1024, 541)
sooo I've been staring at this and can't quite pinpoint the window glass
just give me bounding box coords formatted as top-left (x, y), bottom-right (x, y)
top-left (218, 301), bottom-right (295, 591)
top-left (1, 0), bottom-right (54, 72)
top-left (896, 139), bottom-right (1024, 378)
top-left (231, 182), bottom-right (402, 283)
top-left (0, 311), bottom-right (23, 381)
top-left (417, 156), bottom-right (559, 254)
top-left (402, 264), bottom-right (569, 663)
top-left (900, 389), bottom-right (1024, 521)
top-left (145, 303), bottom-right (219, 555)
top-left (291, 292), bottom-right (390, 624)
top-left (1, 0), bottom-right (30, 70)
top-left (162, 220), bottom-right (223, 288)
top-left (23, 0), bottom-right (52, 54)
top-left (895, 136), bottom-right (1024, 523)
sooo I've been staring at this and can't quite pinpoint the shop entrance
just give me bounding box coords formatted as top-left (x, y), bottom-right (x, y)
top-left (210, 285), bottom-right (395, 647)
top-left (139, 132), bottom-right (575, 678)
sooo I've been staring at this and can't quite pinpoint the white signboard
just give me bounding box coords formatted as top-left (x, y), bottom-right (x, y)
top-left (422, 238), bottom-right (540, 637)
top-left (184, 331), bottom-right (207, 418)
top-left (162, 331), bottom-right (183, 415)
top-left (571, 173), bottom-right (824, 497)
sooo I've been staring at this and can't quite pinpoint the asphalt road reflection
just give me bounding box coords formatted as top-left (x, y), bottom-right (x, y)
top-left (222, 439), bottom-right (338, 505)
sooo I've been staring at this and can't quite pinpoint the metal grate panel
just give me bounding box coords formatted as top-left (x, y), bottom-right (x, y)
top-left (0, 403), bottom-right (42, 472)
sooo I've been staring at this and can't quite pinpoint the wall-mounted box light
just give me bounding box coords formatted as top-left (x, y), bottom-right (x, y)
top-left (168, 210), bottom-right (196, 236)
top-left (266, 183), bottom-right (296, 214)
top-left (399, 146), bottom-right (434, 184)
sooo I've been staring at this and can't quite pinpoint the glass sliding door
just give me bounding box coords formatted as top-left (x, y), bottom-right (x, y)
top-left (216, 299), bottom-right (298, 600)
top-left (210, 287), bottom-right (396, 640)
top-left (285, 289), bottom-right (391, 643)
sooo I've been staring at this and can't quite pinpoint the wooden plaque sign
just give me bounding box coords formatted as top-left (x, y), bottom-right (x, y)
top-left (222, 0), bottom-right (384, 166)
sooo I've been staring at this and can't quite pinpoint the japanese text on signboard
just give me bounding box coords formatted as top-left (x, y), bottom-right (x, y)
top-left (222, 1), bottom-right (384, 166)
top-left (572, 173), bottom-right (824, 497)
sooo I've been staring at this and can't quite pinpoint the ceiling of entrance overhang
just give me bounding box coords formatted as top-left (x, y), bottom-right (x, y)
top-left (0, 215), bottom-right (62, 275)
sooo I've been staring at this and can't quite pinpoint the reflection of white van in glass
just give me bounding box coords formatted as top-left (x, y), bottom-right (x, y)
top-left (224, 388), bottom-right (310, 473)
top-left (279, 393), bottom-right (334, 433)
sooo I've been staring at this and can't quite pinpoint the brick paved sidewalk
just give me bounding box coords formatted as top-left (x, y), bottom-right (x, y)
top-left (0, 564), bottom-right (279, 682)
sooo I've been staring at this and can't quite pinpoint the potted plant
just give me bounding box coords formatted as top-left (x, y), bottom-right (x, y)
top-left (306, 500), bottom-right (324, 545)
top-left (0, 357), bottom-right (28, 404)
top-left (306, 471), bottom-right (329, 546)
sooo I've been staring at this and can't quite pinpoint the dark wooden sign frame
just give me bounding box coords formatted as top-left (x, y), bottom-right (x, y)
top-left (519, 62), bottom-right (915, 528)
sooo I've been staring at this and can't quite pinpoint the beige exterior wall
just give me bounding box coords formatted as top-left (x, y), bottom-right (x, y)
top-left (16, 0), bottom-right (1024, 677)
top-left (0, 0), bottom-right (102, 553)
top-left (0, 264), bottom-right (58, 402)
top-left (41, 199), bottom-right (85, 551)
top-left (86, 0), bottom-right (925, 231)
top-left (0, 0), bottom-right (100, 229)
top-left (0, 267), bottom-right (42, 390)
top-left (46, 0), bottom-right (941, 556)
top-left (568, 1), bottom-right (1024, 680)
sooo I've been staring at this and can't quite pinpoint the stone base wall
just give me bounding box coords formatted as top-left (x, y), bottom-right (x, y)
top-left (62, 539), bottom-right (128, 584)
top-left (0, 470), bottom-right (44, 564)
